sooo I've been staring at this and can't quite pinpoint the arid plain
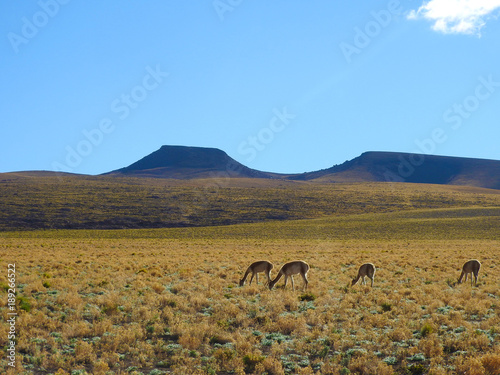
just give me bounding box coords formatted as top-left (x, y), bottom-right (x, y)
top-left (1, 178), bottom-right (500, 374)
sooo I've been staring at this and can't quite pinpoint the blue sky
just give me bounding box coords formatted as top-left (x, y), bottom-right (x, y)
top-left (1, 0), bottom-right (500, 175)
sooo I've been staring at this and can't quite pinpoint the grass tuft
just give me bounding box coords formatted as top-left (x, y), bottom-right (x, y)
top-left (420, 323), bottom-right (434, 338)
top-left (298, 292), bottom-right (316, 301)
top-left (243, 354), bottom-right (265, 373)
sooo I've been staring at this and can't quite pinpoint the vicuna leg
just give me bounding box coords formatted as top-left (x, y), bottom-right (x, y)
top-left (283, 275), bottom-right (289, 290)
top-left (301, 273), bottom-right (308, 291)
top-left (265, 270), bottom-right (271, 285)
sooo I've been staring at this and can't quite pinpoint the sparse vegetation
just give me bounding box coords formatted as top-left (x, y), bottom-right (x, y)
top-left (1, 174), bottom-right (500, 231)
top-left (1, 231), bottom-right (499, 373)
top-left (1, 180), bottom-right (499, 373)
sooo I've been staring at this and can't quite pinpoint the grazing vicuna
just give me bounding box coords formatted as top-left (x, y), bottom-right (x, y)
top-left (268, 260), bottom-right (309, 291)
top-left (458, 259), bottom-right (481, 286)
top-left (352, 263), bottom-right (376, 287)
top-left (239, 260), bottom-right (274, 287)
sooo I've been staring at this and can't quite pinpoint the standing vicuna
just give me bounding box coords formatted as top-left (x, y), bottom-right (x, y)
top-left (458, 259), bottom-right (481, 286)
top-left (352, 263), bottom-right (376, 287)
top-left (268, 260), bottom-right (309, 291)
top-left (239, 261), bottom-right (274, 287)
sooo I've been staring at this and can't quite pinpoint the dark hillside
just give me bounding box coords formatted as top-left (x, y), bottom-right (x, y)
top-left (295, 151), bottom-right (500, 189)
top-left (1, 172), bottom-right (500, 231)
top-left (105, 147), bottom-right (500, 190)
top-left (106, 145), bottom-right (273, 179)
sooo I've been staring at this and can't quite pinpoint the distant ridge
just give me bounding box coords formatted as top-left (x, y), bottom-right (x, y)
top-left (106, 145), bottom-right (273, 179)
top-left (105, 146), bottom-right (500, 189)
top-left (292, 151), bottom-right (500, 189)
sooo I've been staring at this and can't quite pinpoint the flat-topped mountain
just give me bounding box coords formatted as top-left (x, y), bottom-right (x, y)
top-left (2, 147), bottom-right (500, 231)
top-left (106, 145), bottom-right (273, 179)
top-left (105, 146), bottom-right (500, 190)
top-left (294, 151), bottom-right (500, 189)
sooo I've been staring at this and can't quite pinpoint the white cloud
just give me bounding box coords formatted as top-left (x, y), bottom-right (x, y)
top-left (408, 0), bottom-right (500, 36)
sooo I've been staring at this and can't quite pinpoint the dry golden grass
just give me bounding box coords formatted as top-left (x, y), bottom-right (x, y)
top-left (1, 236), bottom-right (499, 374)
